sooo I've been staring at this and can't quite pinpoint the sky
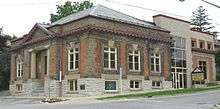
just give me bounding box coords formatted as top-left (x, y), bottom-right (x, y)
top-left (0, 0), bottom-right (220, 38)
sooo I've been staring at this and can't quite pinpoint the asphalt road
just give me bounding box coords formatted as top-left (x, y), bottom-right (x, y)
top-left (0, 90), bottom-right (220, 109)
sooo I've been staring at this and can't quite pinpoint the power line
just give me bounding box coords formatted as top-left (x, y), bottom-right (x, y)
top-left (105, 0), bottom-right (190, 19)
top-left (105, 0), bottom-right (220, 26)
top-left (200, 0), bottom-right (220, 8)
top-left (0, 2), bottom-right (59, 6)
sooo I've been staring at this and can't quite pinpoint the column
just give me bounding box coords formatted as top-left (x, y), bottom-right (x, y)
top-left (31, 52), bottom-right (36, 79)
top-left (46, 48), bottom-right (50, 76)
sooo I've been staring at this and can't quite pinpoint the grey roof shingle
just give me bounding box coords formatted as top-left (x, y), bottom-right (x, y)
top-left (51, 5), bottom-right (168, 32)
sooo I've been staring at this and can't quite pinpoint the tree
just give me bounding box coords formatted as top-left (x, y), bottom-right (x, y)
top-left (191, 6), bottom-right (214, 33)
top-left (0, 33), bottom-right (16, 91)
top-left (50, 1), bottom-right (93, 23)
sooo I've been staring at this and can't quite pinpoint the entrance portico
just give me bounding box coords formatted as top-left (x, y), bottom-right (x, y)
top-left (29, 45), bottom-right (50, 82)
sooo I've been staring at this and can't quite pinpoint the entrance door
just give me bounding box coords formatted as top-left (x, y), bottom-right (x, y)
top-left (178, 73), bottom-right (184, 89)
top-left (172, 72), bottom-right (186, 89)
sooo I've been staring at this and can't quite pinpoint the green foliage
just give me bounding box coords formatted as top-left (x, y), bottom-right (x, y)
top-left (97, 86), bottom-right (220, 100)
top-left (0, 34), bottom-right (16, 90)
top-left (191, 6), bottom-right (214, 33)
top-left (50, 1), bottom-right (93, 23)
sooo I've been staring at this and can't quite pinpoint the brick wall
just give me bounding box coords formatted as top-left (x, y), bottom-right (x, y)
top-left (10, 53), bottom-right (16, 81)
top-left (192, 52), bottom-right (216, 81)
top-left (79, 37), bottom-right (89, 77)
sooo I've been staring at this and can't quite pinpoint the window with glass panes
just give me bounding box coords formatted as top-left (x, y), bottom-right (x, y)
top-left (16, 57), bottom-right (23, 77)
top-left (199, 61), bottom-right (207, 79)
top-left (171, 37), bottom-right (187, 70)
top-left (128, 50), bottom-right (140, 71)
top-left (152, 81), bottom-right (161, 88)
top-left (207, 43), bottom-right (212, 50)
top-left (68, 47), bottom-right (79, 70)
top-left (150, 53), bottom-right (161, 73)
top-left (130, 80), bottom-right (141, 89)
top-left (104, 47), bottom-right (117, 70)
top-left (171, 36), bottom-right (187, 88)
top-left (105, 80), bottom-right (117, 91)
top-left (69, 80), bottom-right (77, 91)
top-left (16, 84), bottom-right (22, 92)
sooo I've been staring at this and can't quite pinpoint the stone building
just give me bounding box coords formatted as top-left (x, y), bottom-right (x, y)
top-left (10, 5), bottom-right (173, 97)
top-left (153, 14), bottom-right (216, 88)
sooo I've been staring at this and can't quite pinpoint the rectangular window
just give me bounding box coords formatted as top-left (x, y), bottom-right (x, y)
top-left (199, 41), bottom-right (204, 49)
top-left (105, 80), bottom-right (117, 92)
top-left (198, 61), bottom-right (207, 79)
top-left (207, 43), bottom-right (212, 50)
top-left (44, 56), bottom-right (47, 74)
top-left (69, 80), bottom-right (77, 91)
top-left (128, 50), bottom-right (140, 71)
top-left (16, 58), bottom-right (23, 77)
top-left (104, 47), bottom-right (117, 70)
top-left (68, 47), bottom-right (79, 71)
top-left (150, 53), bottom-right (161, 73)
top-left (152, 81), bottom-right (161, 88)
top-left (130, 80), bottom-right (141, 90)
top-left (16, 84), bottom-right (22, 92)
top-left (191, 40), bottom-right (196, 48)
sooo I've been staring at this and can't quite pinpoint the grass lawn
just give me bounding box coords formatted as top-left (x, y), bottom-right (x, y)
top-left (97, 86), bottom-right (220, 100)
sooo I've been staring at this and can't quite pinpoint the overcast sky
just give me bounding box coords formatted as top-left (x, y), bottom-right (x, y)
top-left (0, 0), bottom-right (220, 37)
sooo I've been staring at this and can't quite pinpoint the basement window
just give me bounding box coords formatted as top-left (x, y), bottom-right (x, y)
top-left (69, 80), bottom-right (77, 92)
top-left (16, 84), bottom-right (22, 92)
top-left (152, 81), bottom-right (161, 89)
top-left (105, 80), bottom-right (117, 92)
top-left (130, 80), bottom-right (141, 90)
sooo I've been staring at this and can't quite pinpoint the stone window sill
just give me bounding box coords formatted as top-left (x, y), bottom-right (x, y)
top-left (15, 91), bottom-right (22, 93)
top-left (104, 90), bottom-right (118, 93)
top-left (67, 91), bottom-right (78, 94)
top-left (152, 87), bottom-right (161, 89)
top-left (130, 88), bottom-right (142, 91)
